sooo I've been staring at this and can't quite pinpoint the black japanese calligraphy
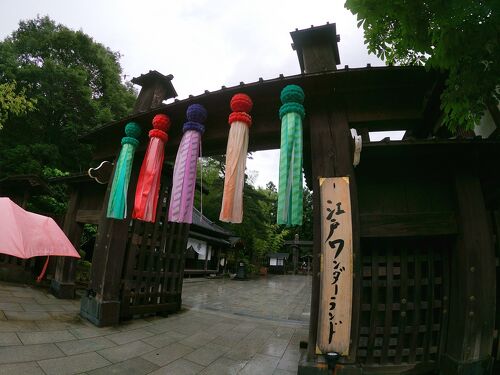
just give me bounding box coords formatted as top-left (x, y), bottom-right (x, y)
top-left (324, 198), bottom-right (348, 344)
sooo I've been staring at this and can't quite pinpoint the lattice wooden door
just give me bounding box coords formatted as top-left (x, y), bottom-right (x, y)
top-left (120, 176), bottom-right (189, 319)
top-left (357, 237), bottom-right (450, 366)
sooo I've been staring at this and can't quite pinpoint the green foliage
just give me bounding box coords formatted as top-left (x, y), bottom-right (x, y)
top-left (27, 195), bottom-right (66, 216)
top-left (345, 0), bottom-right (499, 131)
top-left (194, 156), bottom-right (313, 268)
top-left (0, 16), bottom-right (136, 175)
top-left (25, 166), bottom-right (70, 215)
top-left (81, 224), bottom-right (97, 251)
top-left (254, 224), bottom-right (290, 259)
top-left (0, 16), bottom-right (136, 215)
top-left (0, 80), bottom-right (36, 129)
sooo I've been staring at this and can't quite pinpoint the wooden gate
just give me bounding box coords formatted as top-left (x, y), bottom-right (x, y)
top-left (356, 236), bottom-right (451, 368)
top-left (119, 176), bottom-right (189, 319)
top-left (0, 255), bottom-right (36, 282)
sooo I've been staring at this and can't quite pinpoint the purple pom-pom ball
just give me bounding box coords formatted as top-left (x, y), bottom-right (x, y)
top-left (186, 104), bottom-right (207, 124)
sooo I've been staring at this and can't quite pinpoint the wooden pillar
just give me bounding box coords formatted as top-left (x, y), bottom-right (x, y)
top-left (204, 246), bottom-right (209, 274)
top-left (293, 234), bottom-right (299, 275)
top-left (216, 248), bottom-right (220, 273)
top-left (79, 70), bottom-right (177, 326)
top-left (51, 187), bottom-right (83, 299)
top-left (307, 96), bottom-right (361, 363)
top-left (441, 172), bottom-right (496, 374)
top-left (79, 160), bottom-right (140, 326)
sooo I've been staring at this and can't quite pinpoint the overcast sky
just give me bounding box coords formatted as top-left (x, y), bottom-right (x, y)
top-left (0, 0), bottom-right (383, 188)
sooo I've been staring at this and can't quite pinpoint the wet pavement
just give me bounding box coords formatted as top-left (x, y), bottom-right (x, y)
top-left (0, 275), bottom-right (311, 374)
top-left (183, 275), bottom-right (311, 323)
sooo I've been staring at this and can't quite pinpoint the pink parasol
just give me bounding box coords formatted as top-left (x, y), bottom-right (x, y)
top-left (0, 198), bottom-right (80, 259)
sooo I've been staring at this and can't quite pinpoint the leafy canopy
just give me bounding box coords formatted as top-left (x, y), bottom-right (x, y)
top-left (0, 16), bottom-right (136, 176)
top-left (345, 0), bottom-right (499, 131)
top-left (0, 16), bottom-right (136, 214)
top-left (0, 81), bottom-right (36, 130)
top-left (194, 156), bottom-right (312, 271)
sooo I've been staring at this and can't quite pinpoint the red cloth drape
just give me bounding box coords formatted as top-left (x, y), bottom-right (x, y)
top-left (132, 114), bottom-right (170, 222)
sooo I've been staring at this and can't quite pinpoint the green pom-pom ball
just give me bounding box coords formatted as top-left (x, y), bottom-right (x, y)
top-left (125, 122), bottom-right (141, 139)
top-left (280, 85), bottom-right (305, 104)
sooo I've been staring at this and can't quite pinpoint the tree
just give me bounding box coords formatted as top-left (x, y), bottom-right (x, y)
top-left (345, 0), bottom-right (499, 131)
top-left (0, 80), bottom-right (36, 130)
top-left (194, 157), bottom-right (273, 263)
top-left (0, 16), bottom-right (136, 177)
top-left (194, 157), bottom-right (313, 272)
top-left (0, 16), bottom-right (136, 214)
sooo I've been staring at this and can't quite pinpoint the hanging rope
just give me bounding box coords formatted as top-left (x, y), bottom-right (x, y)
top-left (277, 85), bottom-right (305, 226)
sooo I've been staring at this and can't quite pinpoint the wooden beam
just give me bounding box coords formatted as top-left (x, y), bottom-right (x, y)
top-left (347, 108), bottom-right (420, 124)
top-left (75, 209), bottom-right (101, 224)
top-left (360, 212), bottom-right (457, 237)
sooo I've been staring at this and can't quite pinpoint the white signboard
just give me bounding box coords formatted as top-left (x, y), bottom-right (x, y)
top-left (317, 177), bottom-right (353, 355)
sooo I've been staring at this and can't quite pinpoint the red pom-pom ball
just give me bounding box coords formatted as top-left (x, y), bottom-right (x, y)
top-left (230, 93), bottom-right (253, 113)
top-left (152, 114), bottom-right (171, 132)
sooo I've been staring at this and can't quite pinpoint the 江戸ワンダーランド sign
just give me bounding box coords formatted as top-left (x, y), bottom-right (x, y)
top-left (317, 177), bottom-right (352, 355)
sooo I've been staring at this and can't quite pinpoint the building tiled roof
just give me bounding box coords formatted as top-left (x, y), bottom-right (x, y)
top-left (192, 207), bottom-right (233, 237)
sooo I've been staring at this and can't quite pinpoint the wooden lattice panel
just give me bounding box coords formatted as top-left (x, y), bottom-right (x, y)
top-left (120, 178), bottom-right (189, 318)
top-left (0, 255), bottom-right (36, 282)
top-left (0, 254), bottom-right (34, 269)
top-left (357, 237), bottom-right (450, 365)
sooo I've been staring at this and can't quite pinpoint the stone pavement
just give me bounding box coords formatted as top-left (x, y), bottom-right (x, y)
top-left (0, 275), bottom-right (311, 375)
top-left (183, 275), bottom-right (311, 323)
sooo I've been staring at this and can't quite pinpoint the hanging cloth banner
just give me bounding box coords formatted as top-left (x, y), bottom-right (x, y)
top-left (168, 104), bottom-right (207, 224)
top-left (107, 122), bottom-right (141, 219)
top-left (132, 114), bottom-right (170, 222)
top-left (219, 93), bottom-right (253, 223)
top-left (277, 85), bottom-right (305, 226)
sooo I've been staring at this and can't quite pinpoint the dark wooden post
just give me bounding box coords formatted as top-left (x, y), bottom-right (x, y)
top-left (293, 234), bottom-right (299, 275)
top-left (291, 23), bottom-right (361, 366)
top-left (80, 71), bottom-right (177, 326)
top-left (441, 172), bottom-right (496, 374)
top-left (204, 247), bottom-right (209, 274)
top-left (51, 187), bottom-right (83, 298)
top-left (216, 247), bottom-right (220, 273)
top-left (306, 97), bottom-right (361, 364)
top-left (79, 160), bottom-right (141, 326)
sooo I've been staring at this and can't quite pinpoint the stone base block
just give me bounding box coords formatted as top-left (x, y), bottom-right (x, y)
top-left (80, 295), bottom-right (120, 327)
top-left (440, 354), bottom-right (494, 375)
top-left (50, 280), bottom-right (75, 299)
top-left (298, 351), bottom-right (329, 375)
